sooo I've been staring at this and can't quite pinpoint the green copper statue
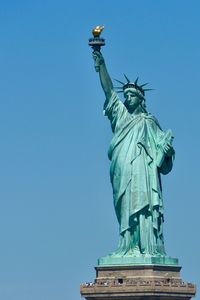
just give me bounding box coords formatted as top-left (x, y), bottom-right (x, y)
top-left (90, 28), bottom-right (175, 261)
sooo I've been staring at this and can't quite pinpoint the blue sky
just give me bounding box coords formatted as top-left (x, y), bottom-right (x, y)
top-left (0, 1), bottom-right (199, 299)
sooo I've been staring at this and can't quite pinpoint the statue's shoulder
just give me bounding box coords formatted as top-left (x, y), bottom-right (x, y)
top-left (142, 112), bottom-right (157, 121)
top-left (105, 90), bottom-right (122, 105)
top-left (143, 113), bottom-right (162, 129)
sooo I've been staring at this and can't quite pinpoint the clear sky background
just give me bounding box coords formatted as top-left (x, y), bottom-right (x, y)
top-left (0, 1), bottom-right (199, 299)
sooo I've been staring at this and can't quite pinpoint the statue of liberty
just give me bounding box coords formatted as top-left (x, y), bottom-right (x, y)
top-left (91, 30), bottom-right (175, 259)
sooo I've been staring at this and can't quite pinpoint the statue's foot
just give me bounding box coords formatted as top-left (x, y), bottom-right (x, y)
top-left (141, 250), bottom-right (166, 257)
top-left (109, 246), bottom-right (142, 257)
top-left (123, 246), bottom-right (141, 257)
top-left (109, 248), bottom-right (126, 257)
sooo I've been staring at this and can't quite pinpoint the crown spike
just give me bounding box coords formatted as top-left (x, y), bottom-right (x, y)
top-left (114, 78), bottom-right (125, 85)
top-left (123, 74), bottom-right (130, 83)
top-left (134, 77), bottom-right (139, 85)
top-left (143, 88), bottom-right (154, 92)
top-left (140, 82), bottom-right (149, 88)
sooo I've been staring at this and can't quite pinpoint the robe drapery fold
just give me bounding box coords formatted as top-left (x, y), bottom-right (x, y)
top-left (104, 91), bottom-right (173, 255)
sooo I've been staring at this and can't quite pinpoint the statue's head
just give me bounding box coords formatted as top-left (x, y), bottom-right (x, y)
top-left (114, 75), bottom-right (152, 112)
top-left (123, 87), bottom-right (146, 112)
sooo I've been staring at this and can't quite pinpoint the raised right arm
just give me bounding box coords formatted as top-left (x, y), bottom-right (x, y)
top-left (92, 51), bottom-right (114, 100)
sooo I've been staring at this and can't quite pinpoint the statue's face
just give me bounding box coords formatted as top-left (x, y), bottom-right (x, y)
top-left (124, 88), bottom-right (141, 109)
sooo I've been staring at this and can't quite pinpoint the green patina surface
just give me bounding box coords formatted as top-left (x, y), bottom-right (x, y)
top-left (91, 41), bottom-right (176, 266)
top-left (98, 255), bottom-right (178, 266)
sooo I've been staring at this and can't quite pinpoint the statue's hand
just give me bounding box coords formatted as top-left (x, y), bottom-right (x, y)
top-left (92, 50), bottom-right (105, 72)
top-left (163, 142), bottom-right (175, 157)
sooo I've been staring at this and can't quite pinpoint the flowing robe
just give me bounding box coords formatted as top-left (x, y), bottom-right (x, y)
top-left (104, 91), bottom-right (173, 255)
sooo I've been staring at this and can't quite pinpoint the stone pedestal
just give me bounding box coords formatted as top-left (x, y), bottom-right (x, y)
top-left (80, 265), bottom-right (196, 300)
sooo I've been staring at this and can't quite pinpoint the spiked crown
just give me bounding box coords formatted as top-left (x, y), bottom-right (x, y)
top-left (114, 75), bottom-right (153, 96)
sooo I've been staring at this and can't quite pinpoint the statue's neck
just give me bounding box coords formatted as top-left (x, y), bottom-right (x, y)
top-left (128, 104), bottom-right (144, 116)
